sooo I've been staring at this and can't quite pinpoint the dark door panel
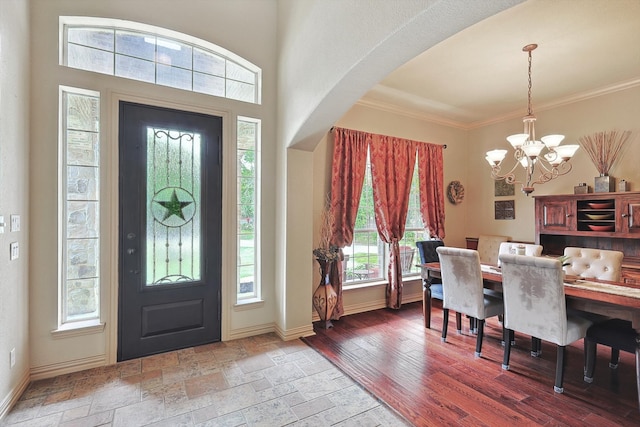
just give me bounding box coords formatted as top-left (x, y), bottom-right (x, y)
top-left (118, 101), bottom-right (222, 361)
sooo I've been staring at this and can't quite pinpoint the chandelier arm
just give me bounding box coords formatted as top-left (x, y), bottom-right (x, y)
top-left (536, 158), bottom-right (554, 174)
top-left (552, 161), bottom-right (573, 177)
top-left (490, 161), bottom-right (524, 186)
top-left (528, 161), bottom-right (573, 188)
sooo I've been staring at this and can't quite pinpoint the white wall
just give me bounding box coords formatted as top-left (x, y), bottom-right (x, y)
top-left (28, 0), bottom-right (278, 376)
top-left (467, 85), bottom-right (640, 243)
top-left (0, 0), bottom-right (31, 414)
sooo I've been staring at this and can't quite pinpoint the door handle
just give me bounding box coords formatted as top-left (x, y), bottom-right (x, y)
top-left (622, 213), bottom-right (630, 217)
top-left (127, 248), bottom-right (136, 255)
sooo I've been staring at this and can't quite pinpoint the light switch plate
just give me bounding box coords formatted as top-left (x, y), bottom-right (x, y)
top-left (10, 242), bottom-right (19, 260)
top-left (10, 215), bottom-right (20, 232)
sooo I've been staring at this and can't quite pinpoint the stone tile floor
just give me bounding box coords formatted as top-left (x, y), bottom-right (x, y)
top-left (1, 333), bottom-right (409, 426)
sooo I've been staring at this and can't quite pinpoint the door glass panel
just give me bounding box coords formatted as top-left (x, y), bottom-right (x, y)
top-left (146, 128), bottom-right (201, 286)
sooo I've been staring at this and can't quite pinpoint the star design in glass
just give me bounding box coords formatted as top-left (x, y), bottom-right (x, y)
top-left (155, 189), bottom-right (193, 220)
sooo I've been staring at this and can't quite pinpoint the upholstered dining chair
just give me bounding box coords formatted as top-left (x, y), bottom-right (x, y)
top-left (494, 242), bottom-right (544, 345)
top-left (499, 254), bottom-right (593, 393)
top-left (583, 318), bottom-right (640, 410)
top-left (416, 240), bottom-right (454, 330)
top-left (563, 247), bottom-right (624, 281)
top-left (477, 234), bottom-right (511, 266)
top-left (436, 246), bottom-right (504, 357)
top-left (570, 247), bottom-right (639, 408)
top-left (497, 242), bottom-right (543, 267)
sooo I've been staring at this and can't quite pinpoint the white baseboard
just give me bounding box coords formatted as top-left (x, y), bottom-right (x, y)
top-left (30, 355), bottom-right (106, 381)
top-left (0, 369), bottom-right (30, 421)
top-left (225, 322), bottom-right (276, 341)
top-left (311, 290), bottom-right (422, 321)
top-left (274, 323), bottom-right (315, 341)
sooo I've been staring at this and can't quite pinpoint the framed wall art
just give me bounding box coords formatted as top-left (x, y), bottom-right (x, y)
top-left (495, 180), bottom-right (515, 197)
top-left (495, 200), bottom-right (515, 220)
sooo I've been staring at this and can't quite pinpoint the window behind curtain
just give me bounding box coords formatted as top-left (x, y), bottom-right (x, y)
top-left (343, 153), bottom-right (428, 284)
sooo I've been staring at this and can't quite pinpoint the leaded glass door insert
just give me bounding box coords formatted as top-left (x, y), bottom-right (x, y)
top-left (118, 101), bottom-right (221, 361)
top-left (147, 128), bottom-right (201, 285)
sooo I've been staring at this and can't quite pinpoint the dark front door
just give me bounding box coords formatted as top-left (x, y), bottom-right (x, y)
top-left (118, 101), bottom-right (222, 361)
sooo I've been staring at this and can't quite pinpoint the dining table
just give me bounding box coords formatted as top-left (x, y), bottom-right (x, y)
top-left (420, 262), bottom-right (640, 335)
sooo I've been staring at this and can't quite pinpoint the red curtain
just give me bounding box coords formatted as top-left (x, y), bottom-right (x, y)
top-left (417, 143), bottom-right (446, 239)
top-left (328, 127), bottom-right (369, 319)
top-left (369, 134), bottom-right (418, 309)
top-left (326, 127), bottom-right (446, 313)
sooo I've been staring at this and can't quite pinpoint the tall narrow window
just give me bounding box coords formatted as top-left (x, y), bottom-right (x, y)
top-left (237, 117), bottom-right (260, 302)
top-left (399, 160), bottom-right (426, 276)
top-left (60, 87), bottom-right (101, 324)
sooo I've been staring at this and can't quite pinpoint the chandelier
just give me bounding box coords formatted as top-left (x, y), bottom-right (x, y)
top-left (485, 44), bottom-right (579, 195)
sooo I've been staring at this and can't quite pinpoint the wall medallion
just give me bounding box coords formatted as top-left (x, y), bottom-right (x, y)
top-left (447, 180), bottom-right (465, 205)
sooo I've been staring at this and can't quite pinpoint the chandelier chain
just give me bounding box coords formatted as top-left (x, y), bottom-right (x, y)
top-left (527, 49), bottom-right (533, 116)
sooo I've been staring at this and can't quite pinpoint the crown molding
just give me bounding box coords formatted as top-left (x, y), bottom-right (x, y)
top-left (355, 97), bottom-right (469, 129)
top-left (357, 77), bottom-right (640, 131)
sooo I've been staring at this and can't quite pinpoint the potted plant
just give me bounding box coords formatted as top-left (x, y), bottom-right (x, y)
top-left (579, 130), bottom-right (631, 192)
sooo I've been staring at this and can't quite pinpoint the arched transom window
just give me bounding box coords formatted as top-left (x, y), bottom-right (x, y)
top-left (60, 17), bottom-right (261, 104)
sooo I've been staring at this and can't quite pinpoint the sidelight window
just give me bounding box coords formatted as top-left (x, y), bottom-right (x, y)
top-left (237, 117), bottom-right (260, 302)
top-left (59, 86), bottom-right (101, 325)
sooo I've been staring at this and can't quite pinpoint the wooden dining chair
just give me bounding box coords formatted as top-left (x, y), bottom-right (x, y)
top-left (583, 318), bottom-right (640, 410)
top-left (436, 246), bottom-right (504, 357)
top-left (499, 253), bottom-right (593, 393)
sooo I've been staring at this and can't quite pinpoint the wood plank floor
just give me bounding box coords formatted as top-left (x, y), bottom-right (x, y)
top-left (303, 301), bottom-right (640, 426)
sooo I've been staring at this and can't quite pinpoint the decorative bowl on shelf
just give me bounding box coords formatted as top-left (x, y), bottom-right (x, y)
top-left (587, 202), bottom-right (614, 209)
top-left (587, 224), bottom-right (614, 232)
top-left (585, 213), bottom-right (614, 220)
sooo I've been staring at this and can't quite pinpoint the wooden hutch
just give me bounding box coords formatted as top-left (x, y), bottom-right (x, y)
top-left (534, 191), bottom-right (640, 284)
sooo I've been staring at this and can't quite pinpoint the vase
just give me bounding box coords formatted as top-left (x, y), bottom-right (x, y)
top-left (594, 174), bottom-right (615, 193)
top-left (312, 259), bottom-right (338, 329)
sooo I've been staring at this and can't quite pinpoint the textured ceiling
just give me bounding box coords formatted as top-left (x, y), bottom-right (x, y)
top-left (360, 0), bottom-right (640, 129)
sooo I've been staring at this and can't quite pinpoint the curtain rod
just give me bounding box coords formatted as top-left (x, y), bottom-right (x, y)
top-left (330, 126), bottom-right (446, 148)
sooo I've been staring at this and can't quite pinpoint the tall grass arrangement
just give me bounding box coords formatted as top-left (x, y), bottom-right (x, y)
top-left (313, 194), bottom-right (340, 261)
top-left (578, 130), bottom-right (631, 176)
